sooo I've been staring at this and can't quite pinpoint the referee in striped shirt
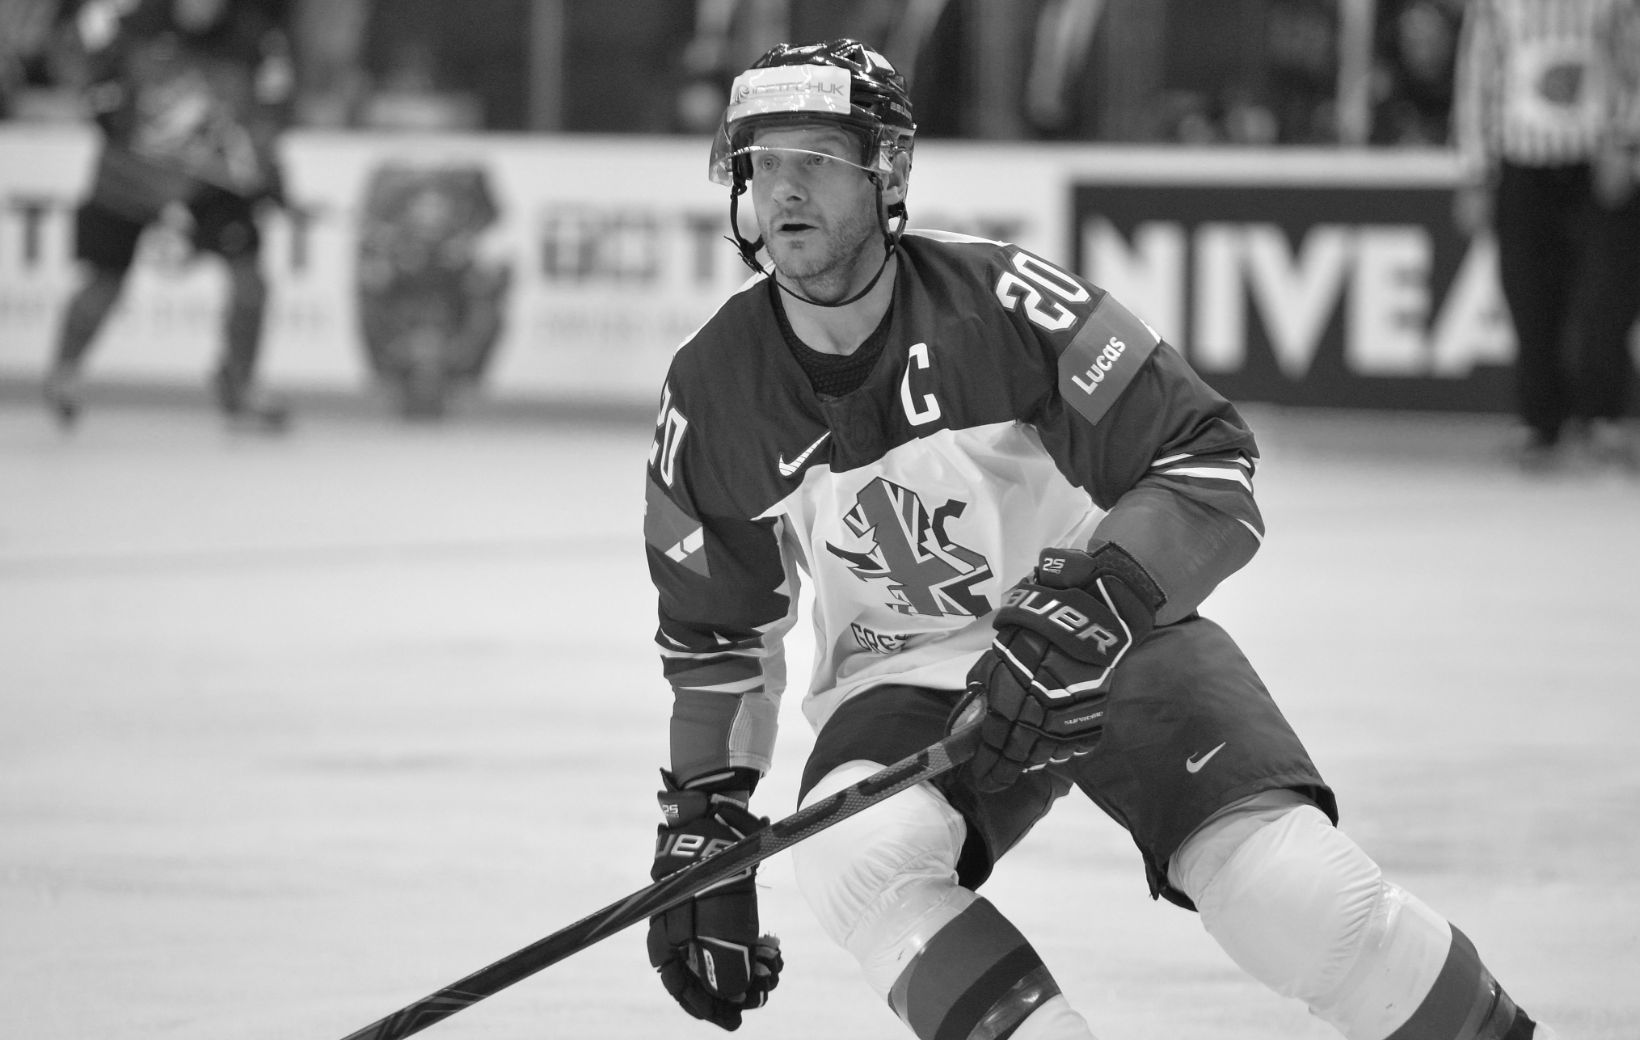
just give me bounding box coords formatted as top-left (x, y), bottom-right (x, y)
top-left (1453, 0), bottom-right (1640, 469)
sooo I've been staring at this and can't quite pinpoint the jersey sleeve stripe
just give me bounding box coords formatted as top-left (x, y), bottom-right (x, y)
top-left (663, 655), bottom-right (762, 687)
top-left (1153, 464), bottom-right (1253, 491)
top-left (676, 676), bottom-right (767, 696)
top-left (1150, 450), bottom-right (1255, 471)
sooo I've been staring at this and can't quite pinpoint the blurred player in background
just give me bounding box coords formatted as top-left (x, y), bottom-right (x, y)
top-left (641, 38), bottom-right (1558, 1040)
top-left (42, 0), bottom-right (295, 432)
top-left (1453, 0), bottom-right (1640, 471)
top-left (1370, 0), bottom-right (1462, 146)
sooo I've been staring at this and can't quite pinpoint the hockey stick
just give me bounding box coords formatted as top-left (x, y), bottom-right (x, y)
top-left (336, 715), bottom-right (984, 1040)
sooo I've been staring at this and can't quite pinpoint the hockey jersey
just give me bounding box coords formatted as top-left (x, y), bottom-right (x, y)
top-left (644, 230), bottom-right (1264, 782)
top-left (77, 0), bottom-right (291, 217)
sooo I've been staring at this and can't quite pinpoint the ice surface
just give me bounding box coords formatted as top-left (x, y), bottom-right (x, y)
top-left (3, 403), bottom-right (1636, 1039)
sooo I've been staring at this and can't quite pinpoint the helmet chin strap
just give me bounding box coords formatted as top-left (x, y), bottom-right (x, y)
top-left (727, 179), bottom-right (907, 309)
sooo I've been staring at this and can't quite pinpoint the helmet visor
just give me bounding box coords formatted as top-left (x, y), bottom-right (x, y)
top-left (708, 64), bottom-right (855, 185)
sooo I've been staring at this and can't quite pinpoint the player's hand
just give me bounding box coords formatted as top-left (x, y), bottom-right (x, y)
top-left (647, 774), bottom-right (782, 1031)
top-left (958, 542), bottom-right (1164, 793)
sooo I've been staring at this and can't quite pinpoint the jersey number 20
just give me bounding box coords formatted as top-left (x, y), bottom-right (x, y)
top-left (995, 252), bottom-right (1090, 332)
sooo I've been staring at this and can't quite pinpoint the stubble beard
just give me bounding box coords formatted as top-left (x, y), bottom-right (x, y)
top-left (766, 210), bottom-right (882, 305)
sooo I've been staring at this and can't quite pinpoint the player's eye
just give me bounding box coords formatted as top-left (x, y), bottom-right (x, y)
top-left (746, 147), bottom-right (855, 179)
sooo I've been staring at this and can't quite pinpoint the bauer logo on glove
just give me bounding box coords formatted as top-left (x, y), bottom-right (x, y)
top-left (998, 583), bottom-right (1126, 680)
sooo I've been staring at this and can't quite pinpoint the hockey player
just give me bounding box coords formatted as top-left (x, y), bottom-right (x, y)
top-left (642, 39), bottom-right (1557, 1040)
top-left (1452, 0), bottom-right (1640, 471)
top-left (42, 0), bottom-right (293, 431)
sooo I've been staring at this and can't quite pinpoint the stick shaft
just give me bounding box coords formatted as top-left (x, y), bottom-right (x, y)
top-left (337, 721), bottom-right (982, 1040)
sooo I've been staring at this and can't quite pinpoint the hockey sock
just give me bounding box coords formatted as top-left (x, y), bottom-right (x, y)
top-left (215, 269), bottom-right (267, 405)
top-left (793, 761), bottom-right (1095, 1039)
top-left (53, 271), bottom-right (124, 371)
top-left (887, 897), bottom-right (1066, 1040)
top-left (1381, 926), bottom-right (1534, 1040)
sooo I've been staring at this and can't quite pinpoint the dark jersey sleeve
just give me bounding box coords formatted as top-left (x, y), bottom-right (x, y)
top-left (997, 244), bottom-right (1264, 622)
top-left (643, 373), bottom-right (794, 782)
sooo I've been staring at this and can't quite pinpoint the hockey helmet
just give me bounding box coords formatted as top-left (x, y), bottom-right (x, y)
top-left (708, 39), bottom-right (916, 188)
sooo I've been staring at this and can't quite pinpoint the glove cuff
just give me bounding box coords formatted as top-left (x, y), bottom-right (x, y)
top-left (658, 767), bottom-right (758, 824)
top-left (1040, 540), bottom-right (1165, 617)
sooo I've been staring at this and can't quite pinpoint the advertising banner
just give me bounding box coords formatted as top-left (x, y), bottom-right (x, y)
top-left (1064, 152), bottom-right (1518, 411)
top-left (0, 128), bottom-right (1543, 412)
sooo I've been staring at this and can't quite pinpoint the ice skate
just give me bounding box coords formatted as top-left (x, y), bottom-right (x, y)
top-left (1578, 419), bottom-right (1639, 473)
top-left (1504, 427), bottom-right (1561, 473)
top-left (220, 386), bottom-right (292, 433)
top-left (42, 369), bottom-right (83, 430)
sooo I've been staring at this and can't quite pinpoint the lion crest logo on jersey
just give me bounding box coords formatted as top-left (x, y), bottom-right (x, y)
top-left (825, 478), bottom-right (993, 617)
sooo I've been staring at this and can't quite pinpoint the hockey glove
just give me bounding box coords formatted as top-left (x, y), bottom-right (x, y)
top-left (960, 542), bottom-right (1165, 793)
top-left (647, 772), bottom-right (783, 1031)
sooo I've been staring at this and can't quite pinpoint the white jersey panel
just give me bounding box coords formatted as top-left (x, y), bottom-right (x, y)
top-left (765, 419), bottom-right (1101, 734)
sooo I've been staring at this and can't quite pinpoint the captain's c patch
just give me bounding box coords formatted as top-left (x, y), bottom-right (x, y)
top-left (1057, 295), bottom-right (1159, 427)
top-left (645, 476), bottom-right (708, 577)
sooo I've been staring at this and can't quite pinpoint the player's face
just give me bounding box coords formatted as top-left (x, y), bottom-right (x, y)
top-left (747, 125), bottom-right (885, 301)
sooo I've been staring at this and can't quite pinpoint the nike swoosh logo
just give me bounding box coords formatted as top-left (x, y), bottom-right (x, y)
top-left (777, 432), bottom-right (831, 477)
top-left (1185, 742), bottom-right (1227, 774)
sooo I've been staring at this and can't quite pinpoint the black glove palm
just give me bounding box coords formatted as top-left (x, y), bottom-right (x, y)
top-left (961, 542), bottom-right (1165, 792)
top-left (647, 774), bottom-right (783, 1031)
